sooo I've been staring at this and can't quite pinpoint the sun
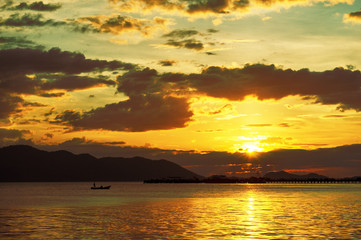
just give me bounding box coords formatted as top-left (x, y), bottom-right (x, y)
top-left (240, 143), bottom-right (264, 154)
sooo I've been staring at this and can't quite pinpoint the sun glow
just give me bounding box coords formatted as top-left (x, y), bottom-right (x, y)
top-left (240, 143), bottom-right (264, 154)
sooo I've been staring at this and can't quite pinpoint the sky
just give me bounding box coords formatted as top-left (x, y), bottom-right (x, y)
top-left (1, 0), bottom-right (361, 178)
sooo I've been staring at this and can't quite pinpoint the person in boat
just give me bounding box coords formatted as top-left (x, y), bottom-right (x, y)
top-left (93, 182), bottom-right (96, 187)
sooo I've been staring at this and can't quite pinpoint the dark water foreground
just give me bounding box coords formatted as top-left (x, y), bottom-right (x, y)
top-left (0, 182), bottom-right (360, 239)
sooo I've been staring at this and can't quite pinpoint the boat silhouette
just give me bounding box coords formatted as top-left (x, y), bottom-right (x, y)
top-left (91, 182), bottom-right (111, 189)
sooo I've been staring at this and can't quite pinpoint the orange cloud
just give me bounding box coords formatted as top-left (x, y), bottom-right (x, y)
top-left (343, 10), bottom-right (361, 24)
top-left (108, 0), bottom-right (354, 18)
top-left (77, 15), bottom-right (170, 36)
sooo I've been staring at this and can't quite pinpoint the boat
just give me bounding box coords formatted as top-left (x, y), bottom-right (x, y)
top-left (91, 183), bottom-right (111, 189)
top-left (91, 185), bottom-right (111, 189)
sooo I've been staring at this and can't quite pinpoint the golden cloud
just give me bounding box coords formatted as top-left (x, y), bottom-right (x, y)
top-left (77, 15), bottom-right (170, 36)
top-left (343, 10), bottom-right (361, 24)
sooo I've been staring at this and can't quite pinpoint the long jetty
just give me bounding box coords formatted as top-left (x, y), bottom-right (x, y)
top-left (144, 177), bottom-right (361, 184)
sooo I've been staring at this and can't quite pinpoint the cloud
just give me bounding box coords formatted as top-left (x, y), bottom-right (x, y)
top-left (0, 36), bottom-right (41, 49)
top-left (164, 38), bottom-right (204, 50)
top-left (53, 68), bottom-right (194, 132)
top-left (52, 63), bottom-right (361, 132)
top-left (0, 47), bottom-right (135, 120)
top-left (0, 91), bottom-right (24, 119)
top-left (109, 0), bottom-right (244, 15)
top-left (0, 13), bottom-right (65, 27)
top-left (10, 1), bottom-right (62, 11)
top-left (161, 28), bottom-right (219, 51)
top-left (278, 123), bottom-right (291, 127)
top-left (322, 114), bottom-right (348, 118)
top-left (40, 75), bottom-right (116, 91)
top-left (59, 94), bottom-right (193, 132)
top-left (0, 47), bottom-right (134, 76)
top-left (117, 67), bottom-right (160, 95)
top-left (108, 0), bottom-right (352, 20)
top-left (207, 28), bottom-right (219, 33)
top-left (40, 92), bottom-right (65, 98)
top-left (209, 103), bottom-right (233, 115)
top-left (246, 124), bottom-right (272, 127)
top-left (162, 29), bottom-right (200, 38)
top-left (188, 64), bottom-right (361, 111)
top-left (159, 60), bottom-right (176, 66)
top-left (187, 0), bottom-right (230, 14)
top-left (76, 15), bottom-right (169, 36)
top-left (344, 10), bottom-right (361, 24)
top-left (0, 128), bottom-right (32, 146)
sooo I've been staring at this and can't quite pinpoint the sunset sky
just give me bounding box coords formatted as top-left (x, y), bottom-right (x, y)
top-left (1, 0), bottom-right (361, 178)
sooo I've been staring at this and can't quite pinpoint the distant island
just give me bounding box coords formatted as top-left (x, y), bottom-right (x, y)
top-left (1, 145), bottom-right (360, 183)
top-left (0, 145), bottom-right (202, 182)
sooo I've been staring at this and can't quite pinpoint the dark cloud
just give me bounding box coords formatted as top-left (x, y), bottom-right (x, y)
top-left (322, 115), bottom-right (348, 118)
top-left (207, 28), bottom-right (219, 33)
top-left (159, 60), bottom-right (176, 66)
top-left (44, 133), bottom-right (53, 138)
top-left (41, 75), bottom-right (115, 91)
top-left (0, 47), bottom-right (134, 74)
top-left (188, 64), bottom-right (361, 111)
top-left (57, 64), bottom-right (361, 132)
top-left (11, 1), bottom-right (62, 11)
top-left (109, 0), bottom-right (350, 17)
top-left (162, 29), bottom-right (199, 39)
top-left (23, 101), bottom-right (47, 107)
top-left (53, 67), bottom-right (194, 132)
top-left (0, 128), bottom-right (32, 146)
top-left (344, 10), bottom-right (361, 24)
top-left (0, 47), bottom-right (135, 120)
top-left (44, 107), bottom-right (55, 117)
top-left (165, 38), bottom-right (204, 50)
top-left (0, 36), bottom-right (41, 49)
top-left (117, 68), bottom-right (160, 96)
top-left (0, 91), bottom-right (24, 119)
top-left (40, 92), bottom-right (65, 98)
top-left (162, 28), bottom-right (219, 51)
top-left (348, 10), bottom-right (361, 18)
top-left (233, 0), bottom-right (249, 9)
top-left (54, 110), bottom-right (82, 124)
top-left (103, 141), bottom-right (126, 145)
top-left (63, 94), bottom-right (193, 132)
top-left (0, 13), bottom-right (65, 27)
top-left (17, 119), bottom-right (41, 125)
top-left (109, 0), bottom-right (251, 15)
top-left (0, 0), bottom-right (13, 10)
top-left (187, 0), bottom-right (229, 14)
top-left (76, 15), bottom-right (168, 35)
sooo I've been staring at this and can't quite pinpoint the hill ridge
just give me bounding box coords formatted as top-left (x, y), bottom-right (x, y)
top-left (0, 145), bottom-right (203, 182)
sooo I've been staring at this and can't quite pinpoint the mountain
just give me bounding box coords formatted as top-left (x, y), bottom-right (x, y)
top-left (264, 171), bottom-right (328, 180)
top-left (0, 145), bottom-right (203, 181)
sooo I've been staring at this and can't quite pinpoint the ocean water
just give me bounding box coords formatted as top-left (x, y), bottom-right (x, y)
top-left (0, 182), bottom-right (360, 239)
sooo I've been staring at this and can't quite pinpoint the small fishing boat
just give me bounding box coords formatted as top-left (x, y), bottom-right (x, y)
top-left (91, 183), bottom-right (111, 189)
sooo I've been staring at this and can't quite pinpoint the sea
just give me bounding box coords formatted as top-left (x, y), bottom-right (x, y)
top-left (0, 182), bottom-right (360, 239)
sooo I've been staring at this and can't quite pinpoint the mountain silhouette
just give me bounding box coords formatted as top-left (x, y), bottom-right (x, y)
top-left (264, 170), bottom-right (328, 180)
top-left (0, 145), bottom-right (203, 181)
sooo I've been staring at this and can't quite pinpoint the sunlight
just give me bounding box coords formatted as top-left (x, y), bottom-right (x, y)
top-left (240, 143), bottom-right (264, 154)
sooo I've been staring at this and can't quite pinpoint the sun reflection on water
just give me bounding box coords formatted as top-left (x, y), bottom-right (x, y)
top-left (1, 183), bottom-right (361, 239)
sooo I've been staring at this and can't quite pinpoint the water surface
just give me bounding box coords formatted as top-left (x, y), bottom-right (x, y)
top-left (1, 182), bottom-right (360, 239)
